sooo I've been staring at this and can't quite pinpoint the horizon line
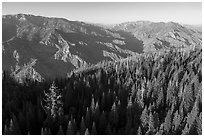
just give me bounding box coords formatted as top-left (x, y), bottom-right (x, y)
top-left (2, 13), bottom-right (202, 26)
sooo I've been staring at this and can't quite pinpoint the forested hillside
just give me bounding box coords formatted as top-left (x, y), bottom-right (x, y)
top-left (3, 14), bottom-right (202, 80)
top-left (2, 48), bottom-right (202, 135)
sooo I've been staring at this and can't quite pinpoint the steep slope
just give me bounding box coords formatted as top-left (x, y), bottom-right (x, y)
top-left (2, 48), bottom-right (202, 135)
top-left (2, 14), bottom-right (143, 80)
top-left (111, 21), bottom-right (202, 52)
top-left (2, 14), bottom-right (202, 80)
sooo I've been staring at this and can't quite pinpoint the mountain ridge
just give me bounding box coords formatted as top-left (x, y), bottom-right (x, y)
top-left (2, 13), bottom-right (202, 81)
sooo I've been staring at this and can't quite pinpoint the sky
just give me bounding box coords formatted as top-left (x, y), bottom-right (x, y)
top-left (2, 2), bottom-right (202, 25)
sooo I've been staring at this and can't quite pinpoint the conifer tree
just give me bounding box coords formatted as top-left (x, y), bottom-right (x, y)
top-left (196, 112), bottom-right (202, 135)
top-left (66, 121), bottom-right (74, 135)
top-left (4, 124), bottom-right (9, 135)
top-left (41, 128), bottom-right (44, 135)
top-left (140, 106), bottom-right (149, 132)
top-left (109, 102), bottom-right (119, 128)
top-left (85, 107), bottom-right (92, 131)
top-left (183, 84), bottom-right (194, 113)
top-left (148, 111), bottom-right (156, 134)
top-left (173, 110), bottom-right (181, 132)
top-left (57, 125), bottom-right (64, 135)
top-left (185, 99), bottom-right (200, 134)
top-left (94, 102), bottom-right (100, 124)
top-left (91, 122), bottom-right (97, 135)
top-left (42, 82), bottom-right (63, 119)
top-left (91, 95), bottom-right (95, 112)
top-left (137, 126), bottom-right (142, 135)
top-left (164, 110), bottom-right (172, 134)
top-left (80, 117), bottom-right (86, 135)
top-left (85, 128), bottom-right (90, 135)
top-left (101, 92), bottom-right (106, 111)
top-left (9, 114), bottom-right (21, 134)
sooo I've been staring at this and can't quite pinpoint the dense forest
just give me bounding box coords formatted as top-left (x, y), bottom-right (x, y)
top-left (2, 48), bottom-right (202, 135)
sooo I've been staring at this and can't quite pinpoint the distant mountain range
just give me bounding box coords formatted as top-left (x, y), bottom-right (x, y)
top-left (2, 14), bottom-right (202, 81)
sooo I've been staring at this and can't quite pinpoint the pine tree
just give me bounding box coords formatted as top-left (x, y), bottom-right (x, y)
top-left (109, 102), bottom-right (119, 128)
top-left (94, 101), bottom-right (100, 124)
top-left (184, 99), bottom-right (200, 135)
top-left (43, 128), bottom-right (48, 135)
top-left (148, 111), bottom-right (156, 134)
top-left (182, 123), bottom-right (190, 135)
top-left (91, 122), bottom-right (97, 135)
top-left (137, 126), bottom-right (142, 135)
top-left (42, 82), bottom-right (63, 119)
top-left (183, 84), bottom-right (194, 113)
top-left (85, 128), bottom-right (90, 135)
top-left (101, 92), bottom-right (106, 111)
top-left (41, 128), bottom-right (44, 135)
top-left (80, 117), bottom-right (86, 135)
top-left (70, 115), bottom-right (77, 132)
top-left (7, 114), bottom-right (21, 135)
top-left (196, 112), bottom-right (202, 135)
top-left (66, 121), bottom-right (74, 135)
top-left (57, 125), bottom-right (64, 135)
top-left (172, 110), bottom-right (181, 132)
top-left (85, 107), bottom-right (92, 131)
top-left (187, 98), bottom-right (200, 126)
top-left (91, 94), bottom-right (95, 112)
top-left (3, 124), bottom-right (9, 135)
top-left (163, 110), bottom-right (172, 134)
top-left (140, 106), bottom-right (149, 132)
top-left (127, 97), bottom-right (133, 119)
top-left (127, 97), bottom-right (133, 108)
top-left (156, 123), bottom-right (164, 135)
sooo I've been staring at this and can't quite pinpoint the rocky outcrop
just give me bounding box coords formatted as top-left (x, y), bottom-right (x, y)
top-left (11, 58), bottom-right (44, 83)
top-left (113, 39), bottom-right (126, 45)
top-left (97, 41), bottom-right (138, 57)
top-left (103, 50), bottom-right (122, 61)
top-left (78, 41), bottom-right (87, 46)
top-left (53, 33), bottom-right (87, 68)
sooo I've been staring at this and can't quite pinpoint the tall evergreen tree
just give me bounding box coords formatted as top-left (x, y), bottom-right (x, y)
top-left (42, 82), bottom-right (63, 119)
top-left (140, 106), bottom-right (149, 132)
top-left (80, 117), bottom-right (86, 135)
top-left (164, 110), bottom-right (172, 134)
top-left (66, 121), bottom-right (74, 135)
top-left (91, 122), bottom-right (97, 135)
top-left (85, 128), bottom-right (90, 135)
top-left (57, 125), bottom-right (64, 135)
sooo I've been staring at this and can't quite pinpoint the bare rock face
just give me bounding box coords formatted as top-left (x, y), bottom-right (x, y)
top-left (52, 33), bottom-right (87, 68)
top-left (103, 50), bottom-right (122, 61)
top-left (11, 57), bottom-right (44, 83)
top-left (13, 50), bottom-right (20, 62)
top-left (113, 39), bottom-right (126, 45)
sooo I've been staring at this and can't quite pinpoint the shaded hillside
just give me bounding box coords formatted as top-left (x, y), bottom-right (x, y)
top-left (3, 14), bottom-right (144, 80)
